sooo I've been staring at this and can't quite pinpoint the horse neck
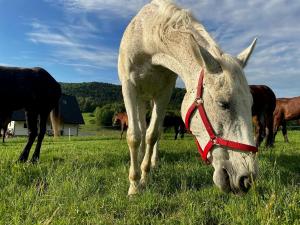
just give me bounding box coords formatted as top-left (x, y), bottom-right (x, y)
top-left (124, 115), bottom-right (128, 125)
top-left (152, 52), bottom-right (201, 92)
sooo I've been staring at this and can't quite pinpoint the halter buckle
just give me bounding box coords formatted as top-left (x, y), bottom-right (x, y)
top-left (211, 137), bottom-right (219, 145)
top-left (194, 97), bottom-right (204, 106)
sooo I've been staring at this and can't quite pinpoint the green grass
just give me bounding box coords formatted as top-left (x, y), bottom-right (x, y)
top-left (0, 130), bottom-right (299, 225)
top-left (80, 113), bottom-right (121, 138)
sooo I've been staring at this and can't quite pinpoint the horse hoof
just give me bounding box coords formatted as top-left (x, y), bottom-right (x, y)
top-left (30, 158), bottom-right (39, 164)
top-left (17, 158), bottom-right (27, 163)
top-left (140, 172), bottom-right (149, 189)
top-left (139, 178), bottom-right (146, 188)
top-left (128, 182), bottom-right (140, 196)
top-left (151, 161), bottom-right (158, 169)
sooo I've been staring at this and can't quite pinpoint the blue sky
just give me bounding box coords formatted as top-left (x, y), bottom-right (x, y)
top-left (0, 0), bottom-right (299, 97)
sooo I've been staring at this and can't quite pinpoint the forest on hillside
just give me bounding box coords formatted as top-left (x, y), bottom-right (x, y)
top-left (61, 82), bottom-right (185, 112)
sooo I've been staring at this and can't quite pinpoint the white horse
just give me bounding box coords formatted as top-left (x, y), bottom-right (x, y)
top-left (118, 0), bottom-right (258, 195)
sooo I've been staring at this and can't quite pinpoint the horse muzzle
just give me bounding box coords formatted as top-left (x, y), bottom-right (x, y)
top-left (213, 166), bottom-right (257, 195)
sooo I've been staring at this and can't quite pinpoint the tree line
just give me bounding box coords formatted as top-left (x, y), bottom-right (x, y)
top-left (61, 82), bottom-right (185, 113)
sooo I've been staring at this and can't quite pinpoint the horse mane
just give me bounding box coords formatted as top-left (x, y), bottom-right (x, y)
top-left (151, 0), bottom-right (244, 91)
top-left (151, 0), bottom-right (222, 58)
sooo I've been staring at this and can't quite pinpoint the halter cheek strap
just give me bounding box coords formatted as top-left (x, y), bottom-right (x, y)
top-left (184, 69), bottom-right (258, 164)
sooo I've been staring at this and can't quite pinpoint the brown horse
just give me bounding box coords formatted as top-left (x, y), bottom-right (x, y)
top-left (273, 96), bottom-right (300, 142)
top-left (250, 85), bottom-right (276, 147)
top-left (112, 112), bottom-right (128, 140)
top-left (0, 111), bottom-right (12, 143)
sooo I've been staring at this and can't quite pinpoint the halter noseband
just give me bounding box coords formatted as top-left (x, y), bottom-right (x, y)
top-left (184, 69), bottom-right (258, 164)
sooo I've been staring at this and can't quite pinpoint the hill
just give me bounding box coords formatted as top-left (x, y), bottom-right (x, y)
top-left (61, 82), bottom-right (185, 112)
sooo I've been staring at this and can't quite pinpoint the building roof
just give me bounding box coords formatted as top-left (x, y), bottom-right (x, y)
top-left (59, 94), bottom-right (84, 124)
top-left (11, 94), bottom-right (85, 124)
top-left (11, 110), bottom-right (26, 121)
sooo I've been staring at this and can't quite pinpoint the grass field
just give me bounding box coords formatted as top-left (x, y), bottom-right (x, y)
top-left (0, 126), bottom-right (299, 224)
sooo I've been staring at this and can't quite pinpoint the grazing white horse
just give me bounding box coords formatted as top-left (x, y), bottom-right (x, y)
top-left (118, 0), bottom-right (258, 195)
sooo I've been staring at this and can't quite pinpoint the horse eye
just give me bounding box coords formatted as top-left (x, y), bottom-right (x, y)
top-left (218, 101), bottom-right (230, 110)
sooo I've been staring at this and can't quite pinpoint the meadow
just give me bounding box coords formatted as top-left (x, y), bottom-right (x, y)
top-left (0, 125), bottom-right (299, 224)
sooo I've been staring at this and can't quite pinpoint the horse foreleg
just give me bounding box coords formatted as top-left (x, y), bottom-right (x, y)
top-left (3, 126), bottom-right (7, 143)
top-left (174, 125), bottom-right (179, 140)
top-left (180, 125), bottom-right (185, 139)
top-left (122, 83), bottom-right (143, 195)
top-left (31, 112), bottom-right (48, 163)
top-left (137, 102), bottom-right (147, 165)
top-left (151, 141), bottom-right (159, 169)
top-left (141, 93), bottom-right (172, 187)
top-left (281, 120), bottom-right (289, 143)
top-left (273, 124), bottom-right (279, 143)
top-left (252, 116), bottom-right (262, 147)
top-left (120, 124), bottom-right (124, 140)
top-left (18, 112), bottom-right (38, 162)
top-left (1, 129), bottom-right (4, 143)
top-left (265, 114), bottom-right (274, 148)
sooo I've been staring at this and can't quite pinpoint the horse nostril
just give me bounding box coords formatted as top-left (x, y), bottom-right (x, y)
top-left (239, 176), bottom-right (252, 193)
top-left (222, 169), bottom-right (230, 183)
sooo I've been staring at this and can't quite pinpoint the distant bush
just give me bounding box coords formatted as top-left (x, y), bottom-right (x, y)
top-left (89, 119), bottom-right (96, 125)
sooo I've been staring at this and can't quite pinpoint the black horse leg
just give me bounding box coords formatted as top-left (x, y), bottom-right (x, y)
top-left (174, 125), bottom-right (179, 140)
top-left (273, 120), bottom-right (280, 143)
top-left (265, 115), bottom-right (274, 147)
top-left (253, 116), bottom-right (263, 147)
top-left (281, 120), bottom-right (289, 143)
top-left (3, 126), bottom-right (7, 143)
top-left (120, 124), bottom-right (124, 140)
top-left (180, 127), bottom-right (185, 139)
top-left (31, 112), bottom-right (48, 163)
top-left (18, 112), bottom-right (38, 162)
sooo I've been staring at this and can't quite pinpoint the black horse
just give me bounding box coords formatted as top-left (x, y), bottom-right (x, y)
top-left (0, 66), bottom-right (61, 162)
top-left (163, 112), bottom-right (186, 140)
top-left (0, 111), bottom-right (12, 143)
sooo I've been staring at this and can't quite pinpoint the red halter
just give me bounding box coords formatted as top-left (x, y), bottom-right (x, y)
top-left (184, 69), bottom-right (258, 164)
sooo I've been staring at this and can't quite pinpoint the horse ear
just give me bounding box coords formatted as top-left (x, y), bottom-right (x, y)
top-left (237, 38), bottom-right (257, 68)
top-left (199, 45), bottom-right (222, 74)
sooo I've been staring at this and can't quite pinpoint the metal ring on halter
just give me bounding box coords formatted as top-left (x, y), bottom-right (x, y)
top-left (194, 97), bottom-right (204, 106)
top-left (211, 137), bottom-right (219, 145)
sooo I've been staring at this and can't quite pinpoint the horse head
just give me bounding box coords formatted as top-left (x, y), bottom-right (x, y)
top-left (181, 39), bottom-right (258, 194)
top-left (112, 114), bottom-right (120, 127)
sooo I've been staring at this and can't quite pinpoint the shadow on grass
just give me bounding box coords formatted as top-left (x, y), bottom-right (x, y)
top-left (68, 152), bottom-right (130, 171)
top-left (52, 157), bottom-right (65, 164)
top-left (259, 149), bottom-right (300, 186)
top-left (13, 163), bottom-right (49, 188)
top-left (151, 150), bottom-right (213, 195)
top-left (275, 153), bottom-right (300, 184)
top-left (159, 149), bottom-right (200, 164)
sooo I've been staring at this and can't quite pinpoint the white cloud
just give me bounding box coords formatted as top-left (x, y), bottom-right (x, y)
top-left (172, 0), bottom-right (300, 97)
top-left (45, 0), bottom-right (148, 18)
top-left (27, 20), bottom-right (118, 70)
top-left (39, 0), bottom-right (300, 97)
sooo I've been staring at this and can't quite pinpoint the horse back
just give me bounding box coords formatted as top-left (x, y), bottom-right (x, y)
top-left (277, 96), bottom-right (300, 120)
top-left (250, 85), bottom-right (276, 116)
top-left (0, 66), bottom-right (61, 111)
